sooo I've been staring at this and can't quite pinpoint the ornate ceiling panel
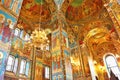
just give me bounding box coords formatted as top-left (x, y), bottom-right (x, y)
top-left (17, 0), bottom-right (105, 33)
top-left (20, 0), bottom-right (51, 22)
top-left (17, 0), bottom-right (52, 33)
top-left (66, 0), bottom-right (103, 21)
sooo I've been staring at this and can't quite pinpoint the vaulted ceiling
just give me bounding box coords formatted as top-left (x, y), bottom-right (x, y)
top-left (16, 0), bottom-right (120, 51)
top-left (17, 0), bottom-right (104, 34)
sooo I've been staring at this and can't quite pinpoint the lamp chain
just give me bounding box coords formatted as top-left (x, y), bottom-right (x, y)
top-left (39, 1), bottom-right (42, 30)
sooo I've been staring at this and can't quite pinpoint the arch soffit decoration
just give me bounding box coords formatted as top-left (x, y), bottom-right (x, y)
top-left (83, 27), bottom-right (109, 58)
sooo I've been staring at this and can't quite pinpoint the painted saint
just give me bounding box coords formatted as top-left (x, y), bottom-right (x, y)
top-left (12, 0), bottom-right (19, 13)
top-left (1, 19), bottom-right (12, 43)
top-left (0, 52), bottom-right (3, 65)
top-left (0, 14), bottom-right (5, 34)
top-left (3, 0), bottom-right (13, 8)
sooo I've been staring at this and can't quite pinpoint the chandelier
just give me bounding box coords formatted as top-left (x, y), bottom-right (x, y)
top-left (30, 2), bottom-right (49, 50)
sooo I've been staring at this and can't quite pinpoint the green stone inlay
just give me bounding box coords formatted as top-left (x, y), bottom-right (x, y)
top-left (71, 0), bottom-right (84, 7)
top-left (34, 0), bottom-right (44, 5)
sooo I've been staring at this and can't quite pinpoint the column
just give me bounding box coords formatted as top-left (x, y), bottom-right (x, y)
top-left (51, 28), bottom-right (73, 80)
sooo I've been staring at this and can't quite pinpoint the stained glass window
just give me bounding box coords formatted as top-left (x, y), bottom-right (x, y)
top-left (6, 55), bottom-right (15, 71)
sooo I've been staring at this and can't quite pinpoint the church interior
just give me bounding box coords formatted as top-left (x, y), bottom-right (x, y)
top-left (0, 0), bottom-right (120, 80)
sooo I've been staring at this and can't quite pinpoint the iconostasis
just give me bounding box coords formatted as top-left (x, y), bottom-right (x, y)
top-left (35, 43), bottom-right (51, 80)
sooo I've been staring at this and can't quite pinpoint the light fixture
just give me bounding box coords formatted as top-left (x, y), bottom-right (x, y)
top-left (116, 54), bottom-right (120, 58)
top-left (30, 2), bottom-right (49, 50)
top-left (93, 60), bottom-right (97, 65)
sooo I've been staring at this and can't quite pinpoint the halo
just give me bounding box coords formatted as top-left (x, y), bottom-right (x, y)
top-left (0, 14), bottom-right (5, 22)
top-left (7, 19), bottom-right (12, 24)
top-left (0, 52), bottom-right (3, 59)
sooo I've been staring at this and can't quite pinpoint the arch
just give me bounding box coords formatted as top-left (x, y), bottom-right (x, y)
top-left (83, 27), bottom-right (109, 80)
top-left (103, 53), bottom-right (120, 79)
top-left (84, 27), bottom-right (109, 57)
top-left (84, 27), bottom-right (108, 43)
top-left (96, 41), bottom-right (117, 58)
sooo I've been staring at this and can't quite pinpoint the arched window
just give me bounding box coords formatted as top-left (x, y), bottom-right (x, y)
top-left (19, 59), bottom-right (26, 74)
top-left (14, 28), bottom-right (20, 36)
top-left (105, 55), bottom-right (120, 79)
top-left (6, 55), bottom-right (15, 71)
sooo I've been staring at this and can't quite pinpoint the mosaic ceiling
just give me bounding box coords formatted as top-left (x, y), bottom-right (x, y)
top-left (17, 0), bottom-right (104, 33)
top-left (16, 0), bottom-right (120, 50)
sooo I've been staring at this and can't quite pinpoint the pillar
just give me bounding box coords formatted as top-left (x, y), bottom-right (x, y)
top-left (51, 28), bottom-right (73, 80)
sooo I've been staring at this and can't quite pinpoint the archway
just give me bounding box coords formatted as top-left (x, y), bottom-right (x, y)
top-left (83, 27), bottom-right (109, 80)
top-left (103, 53), bottom-right (120, 79)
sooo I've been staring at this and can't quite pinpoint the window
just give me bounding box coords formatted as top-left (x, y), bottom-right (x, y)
top-left (24, 33), bottom-right (30, 41)
top-left (25, 62), bottom-right (30, 76)
top-left (14, 28), bottom-right (20, 36)
top-left (20, 30), bottom-right (24, 39)
top-left (6, 55), bottom-right (15, 71)
top-left (105, 55), bottom-right (120, 79)
top-left (58, 75), bottom-right (61, 80)
top-left (45, 66), bottom-right (50, 79)
top-left (13, 58), bottom-right (18, 74)
top-left (46, 45), bottom-right (50, 51)
top-left (117, 0), bottom-right (120, 5)
top-left (19, 59), bottom-right (26, 74)
top-left (54, 76), bottom-right (56, 80)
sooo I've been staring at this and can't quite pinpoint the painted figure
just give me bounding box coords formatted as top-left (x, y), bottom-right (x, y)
top-left (0, 50), bottom-right (7, 80)
top-left (2, 19), bottom-right (12, 43)
top-left (0, 14), bottom-right (5, 34)
top-left (57, 56), bottom-right (60, 69)
top-left (12, 0), bottom-right (19, 13)
top-left (0, 52), bottom-right (3, 65)
top-left (52, 37), bottom-right (56, 48)
top-left (3, 0), bottom-right (13, 8)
